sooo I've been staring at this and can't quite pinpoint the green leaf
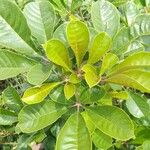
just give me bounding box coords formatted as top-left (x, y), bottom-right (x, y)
top-left (126, 91), bottom-right (150, 118)
top-left (88, 32), bottom-right (112, 64)
top-left (0, 49), bottom-right (36, 80)
top-left (53, 22), bottom-right (68, 47)
top-left (142, 140), bottom-right (150, 150)
top-left (45, 39), bottom-right (72, 71)
top-left (87, 105), bottom-right (135, 140)
top-left (79, 86), bottom-right (105, 104)
top-left (92, 129), bottom-right (112, 150)
top-left (64, 83), bottom-right (76, 100)
top-left (27, 64), bottom-right (52, 85)
top-left (2, 87), bottom-right (23, 112)
top-left (67, 19), bottom-right (89, 67)
top-left (111, 52), bottom-right (150, 74)
top-left (106, 70), bottom-right (150, 93)
top-left (100, 53), bottom-right (119, 75)
top-left (82, 64), bottom-right (100, 88)
top-left (0, 0), bottom-right (37, 56)
top-left (130, 14), bottom-right (150, 38)
top-left (69, 73), bottom-right (80, 84)
top-left (55, 112), bottom-right (92, 150)
top-left (0, 108), bottom-right (17, 125)
top-left (23, 1), bottom-right (56, 44)
top-left (18, 100), bottom-right (67, 133)
top-left (109, 91), bottom-right (129, 100)
top-left (91, 0), bottom-right (120, 37)
top-left (22, 82), bottom-right (60, 104)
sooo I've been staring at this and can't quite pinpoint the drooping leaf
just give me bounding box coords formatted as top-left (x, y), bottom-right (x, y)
top-left (24, 1), bottom-right (56, 44)
top-left (82, 64), bottom-right (100, 88)
top-left (64, 83), bottom-right (76, 100)
top-left (91, 0), bottom-right (120, 37)
top-left (45, 39), bottom-right (72, 71)
top-left (2, 87), bottom-right (23, 112)
top-left (100, 53), bottom-right (119, 75)
top-left (87, 105), bottom-right (135, 140)
top-left (0, 49), bottom-right (36, 80)
top-left (55, 112), bottom-right (92, 150)
top-left (88, 32), bottom-right (112, 64)
top-left (22, 82), bottom-right (60, 104)
top-left (27, 64), bottom-right (52, 85)
top-left (92, 129), bottom-right (112, 150)
top-left (18, 100), bottom-right (67, 133)
top-left (0, 108), bottom-right (17, 125)
top-left (0, 0), bottom-right (37, 56)
top-left (111, 52), bottom-right (150, 74)
top-left (67, 19), bottom-right (89, 67)
top-left (126, 91), bottom-right (150, 118)
top-left (130, 14), bottom-right (150, 38)
top-left (107, 70), bottom-right (150, 93)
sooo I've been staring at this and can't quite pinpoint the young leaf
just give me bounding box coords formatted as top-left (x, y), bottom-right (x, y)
top-left (2, 87), bottom-right (23, 112)
top-left (18, 100), bottom-right (67, 133)
top-left (82, 64), bottom-right (100, 88)
top-left (64, 83), bottom-right (76, 100)
top-left (88, 32), bottom-right (112, 64)
top-left (67, 20), bottom-right (89, 67)
top-left (0, 108), bottom-right (17, 125)
top-left (87, 106), bottom-right (135, 140)
top-left (24, 1), bottom-right (56, 44)
top-left (56, 112), bottom-right (92, 150)
top-left (106, 70), bottom-right (150, 93)
top-left (0, 0), bottom-right (37, 56)
top-left (91, 0), bottom-right (120, 37)
top-left (126, 91), bottom-right (150, 118)
top-left (45, 39), bottom-right (72, 71)
top-left (22, 82), bottom-right (60, 104)
top-left (0, 49), bottom-right (36, 80)
top-left (69, 73), bottom-right (80, 84)
top-left (27, 64), bottom-right (52, 85)
top-left (100, 53), bottom-right (119, 75)
top-left (109, 91), bottom-right (129, 100)
top-left (92, 129), bottom-right (112, 150)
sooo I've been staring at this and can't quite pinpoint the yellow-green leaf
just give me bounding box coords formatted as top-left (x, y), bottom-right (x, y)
top-left (109, 91), bottom-right (129, 100)
top-left (67, 20), bottom-right (89, 67)
top-left (22, 82), bottom-right (60, 104)
top-left (69, 73), bottom-right (80, 84)
top-left (100, 53), bottom-right (119, 75)
top-left (64, 83), bottom-right (76, 100)
top-left (88, 32), bottom-right (112, 64)
top-left (106, 70), bottom-right (150, 93)
top-left (45, 39), bottom-right (72, 71)
top-left (82, 64), bottom-right (100, 88)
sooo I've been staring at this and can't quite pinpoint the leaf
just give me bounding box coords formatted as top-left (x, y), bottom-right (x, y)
top-left (64, 83), bottom-right (76, 100)
top-left (130, 14), bottom-right (150, 38)
top-left (0, 108), bottom-right (17, 125)
top-left (111, 52), bottom-right (150, 74)
top-left (126, 91), bottom-right (150, 118)
top-left (45, 39), bottom-right (72, 71)
top-left (87, 105), bottom-right (135, 140)
top-left (142, 140), bottom-right (150, 150)
top-left (22, 82), bottom-right (60, 104)
top-left (112, 27), bottom-right (132, 55)
top-left (18, 100), bottom-right (67, 133)
top-left (88, 32), bottom-right (112, 64)
top-left (55, 112), bottom-right (92, 150)
top-left (2, 87), bottom-right (23, 112)
top-left (91, 0), bottom-right (120, 37)
top-left (0, 0), bottom-right (37, 56)
top-left (53, 22), bottom-right (68, 46)
top-left (69, 73), bottom-right (80, 84)
top-left (23, 1), bottom-right (56, 44)
top-left (0, 49), bottom-right (36, 80)
top-left (109, 91), bottom-right (129, 100)
top-left (79, 86), bottom-right (105, 104)
top-left (27, 64), bottom-right (52, 85)
top-left (82, 64), bottom-right (100, 88)
top-left (67, 19), bottom-right (89, 67)
top-left (100, 53), bottom-right (119, 75)
top-left (92, 129), bottom-right (112, 150)
top-left (106, 70), bottom-right (150, 93)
